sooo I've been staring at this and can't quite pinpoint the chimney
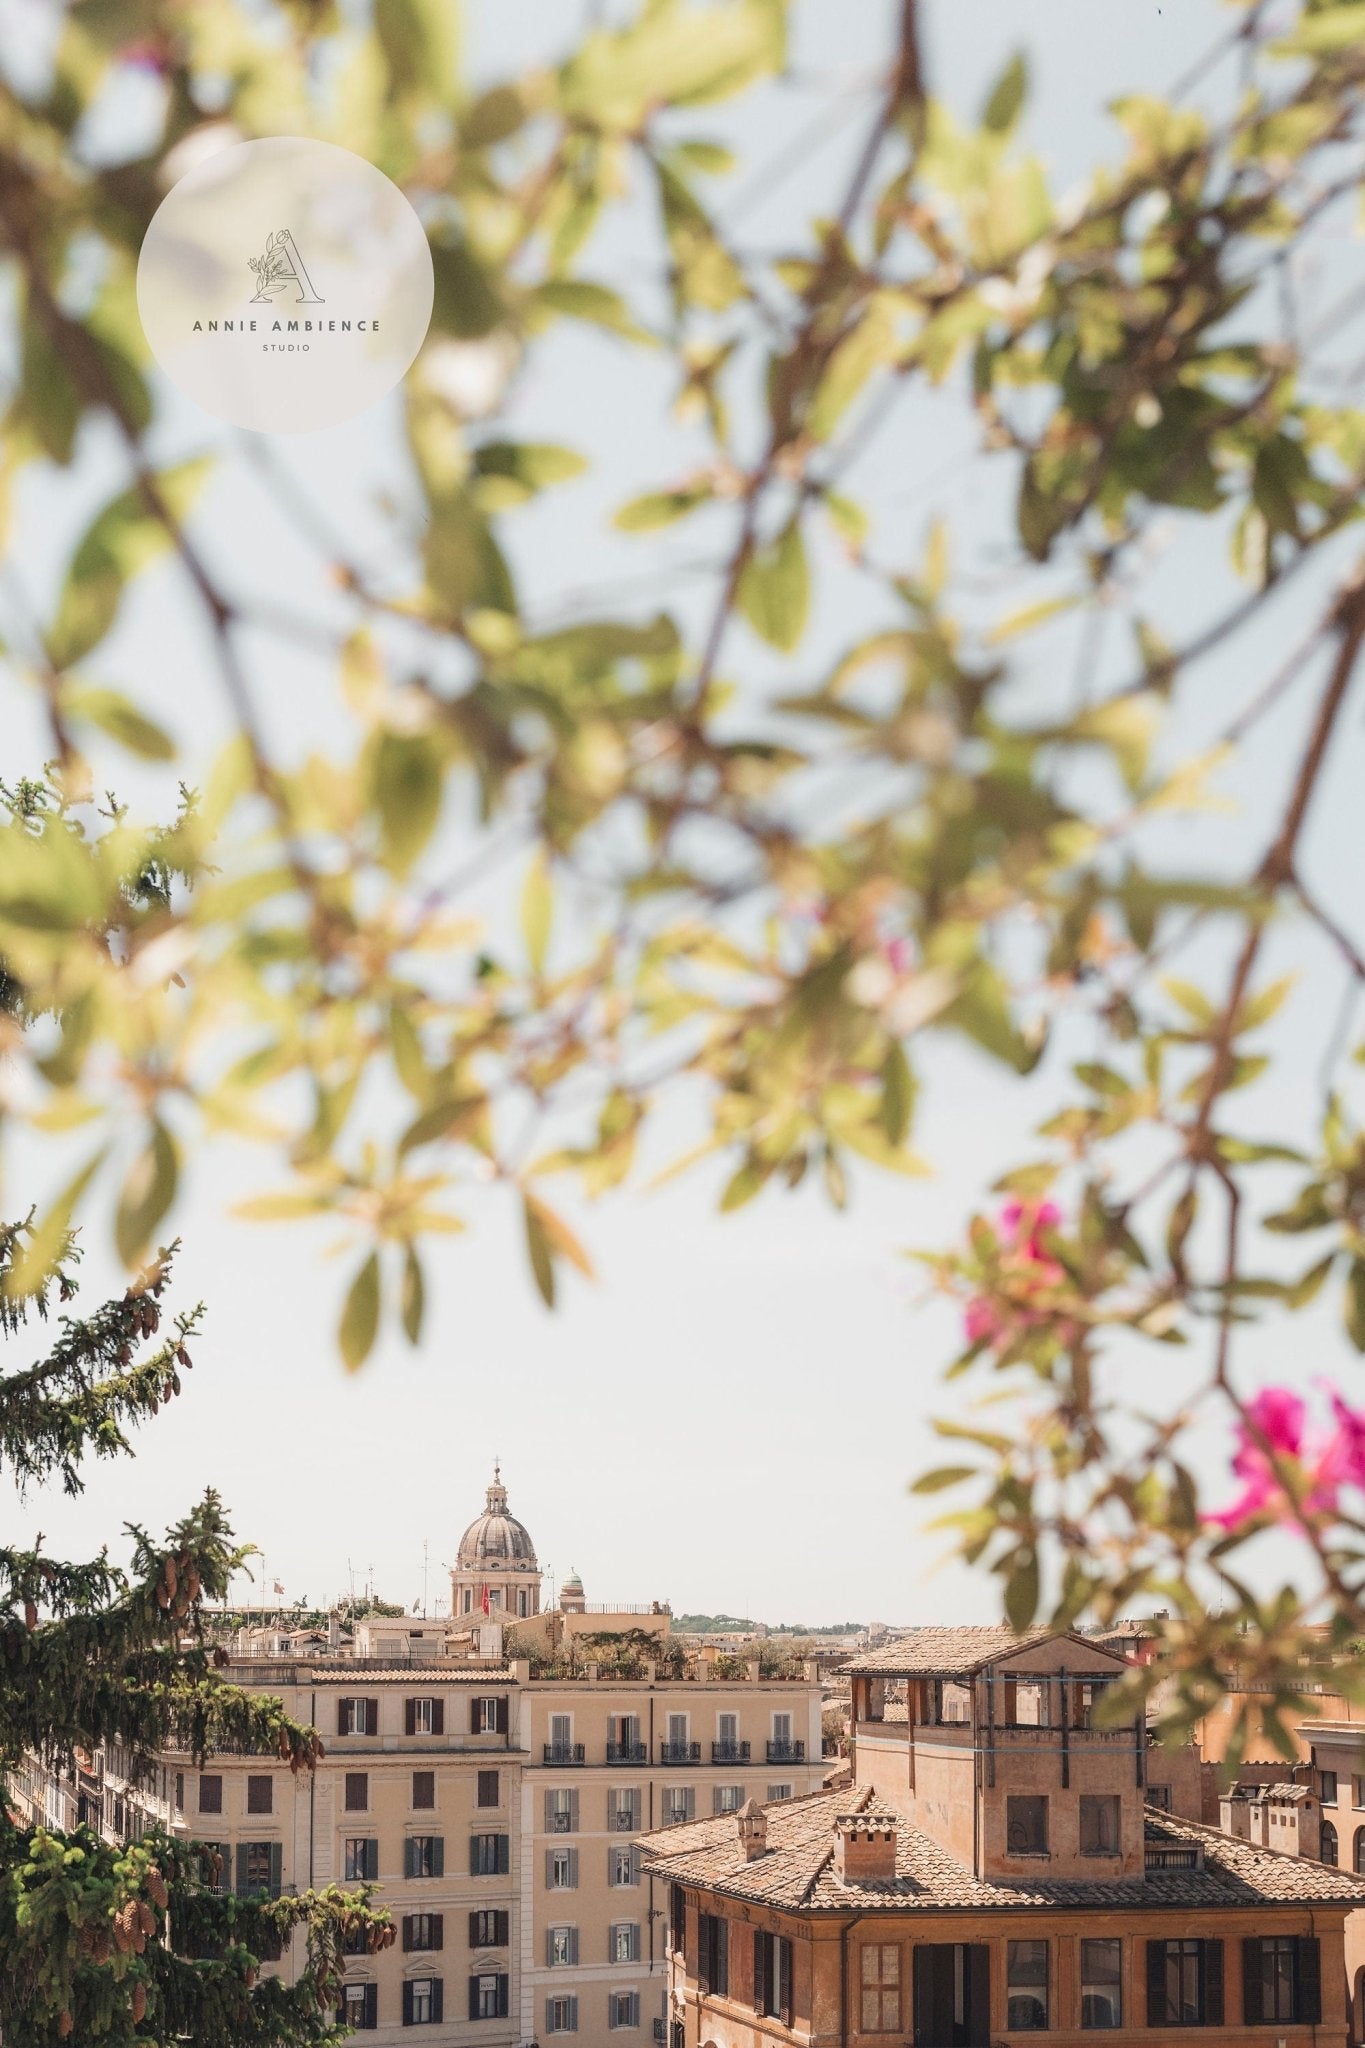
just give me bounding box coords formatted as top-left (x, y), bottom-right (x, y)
top-left (736, 1799), bottom-right (768, 1862)
top-left (833, 1813), bottom-right (898, 1884)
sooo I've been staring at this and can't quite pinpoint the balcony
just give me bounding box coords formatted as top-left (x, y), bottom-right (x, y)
top-left (711, 1741), bottom-right (750, 1764)
top-left (766, 1740), bottom-right (805, 1763)
top-left (607, 1741), bottom-right (648, 1765)
top-left (660, 1741), bottom-right (701, 1765)
top-left (543, 1744), bottom-right (585, 1766)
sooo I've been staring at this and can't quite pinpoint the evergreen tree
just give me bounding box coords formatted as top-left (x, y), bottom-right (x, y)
top-left (0, 1224), bottom-right (391, 2044)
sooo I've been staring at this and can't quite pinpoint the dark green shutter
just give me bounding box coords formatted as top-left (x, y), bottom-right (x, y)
top-left (404, 1838), bottom-right (416, 1879)
top-left (468, 1975), bottom-right (481, 2021)
top-left (1242, 1939), bottom-right (1263, 2025)
top-left (431, 1978), bottom-right (443, 2024)
top-left (432, 1837), bottom-right (444, 1878)
top-left (778, 1935), bottom-right (793, 2026)
top-left (363, 1985), bottom-right (377, 2028)
top-left (497, 1975), bottom-right (509, 2018)
top-left (754, 1928), bottom-right (768, 2015)
top-left (403, 1915), bottom-right (415, 1954)
top-left (496, 1696), bottom-right (509, 1734)
top-left (470, 1837), bottom-right (480, 1877)
top-left (402, 1981), bottom-right (414, 2026)
top-left (1204, 1940), bottom-right (1224, 2026)
top-left (1296, 1936), bottom-right (1321, 2024)
top-left (431, 1914), bottom-right (444, 1951)
top-left (269, 1842), bottom-right (282, 1896)
top-left (405, 1699), bottom-right (416, 1736)
top-left (235, 1843), bottom-right (249, 1897)
top-left (498, 1834), bottom-right (509, 1874)
top-left (716, 1916), bottom-right (729, 1997)
top-left (1146, 1941), bottom-right (1166, 2027)
top-left (431, 1699), bottom-right (445, 1736)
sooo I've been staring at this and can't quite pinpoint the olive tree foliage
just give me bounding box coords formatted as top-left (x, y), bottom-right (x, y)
top-left (4, 0), bottom-right (1365, 1745)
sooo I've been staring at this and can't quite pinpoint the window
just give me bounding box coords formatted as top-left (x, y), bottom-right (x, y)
top-left (198, 1773), bottom-right (222, 1814)
top-left (1072, 1678), bottom-right (1111, 1728)
top-left (246, 1775), bottom-right (273, 1815)
top-left (717, 1712), bottom-right (738, 1747)
top-left (1006, 1794), bottom-right (1048, 1854)
top-left (468, 1973), bottom-right (508, 2021)
top-left (345, 1838), bottom-right (379, 1882)
top-left (1242, 1936), bottom-right (1321, 2025)
top-left (345, 1772), bottom-right (368, 1813)
top-left (663, 1786), bottom-right (694, 1826)
top-left (753, 1930), bottom-right (793, 2023)
top-left (341, 1983), bottom-right (378, 2031)
top-left (1145, 1939), bottom-right (1224, 2027)
top-left (472, 1696), bottom-right (507, 1735)
top-left (469, 1910), bottom-right (509, 1949)
top-left (344, 1921), bottom-right (371, 1956)
top-left (1356, 1825), bottom-right (1365, 1875)
top-left (1322, 1818), bottom-right (1339, 1865)
top-left (668, 1885), bottom-right (686, 1955)
top-left (1007, 1940), bottom-right (1048, 2031)
top-left (767, 1783), bottom-right (793, 1802)
top-left (666, 1713), bottom-right (688, 1744)
top-left (412, 1770), bottom-right (435, 1811)
top-left (238, 1841), bottom-right (282, 1896)
top-left (612, 1922), bottom-right (641, 1964)
top-left (546, 1846), bottom-right (579, 1889)
top-left (713, 1784), bottom-right (743, 1815)
top-left (405, 1697), bottom-right (443, 1737)
top-left (1079, 1794), bottom-right (1121, 1855)
top-left (1081, 1939), bottom-right (1122, 2029)
top-left (546, 1995), bottom-right (578, 2034)
top-left (405, 1836), bottom-right (444, 1879)
top-left (1004, 1678), bottom-right (1049, 1727)
top-left (1145, 1783), bottom-right (1172, 1811)
top-left (610, 1845), bottom-right (640, 1887)
top-left (402, 1976), bottom-right (443, 2027)
top-left (547, 1925), bottom-right (579, 1967)
top-left (1320, 1768), bottom-right (1339, 1804)
top-left (546, 1788), bottom-right (578, 1834)
top-left (860, 1944), bottom-right (901, 2033)
top-left (1354, 1773), bottom-right (1365, 1808)
top-left (403, 1913), bottom-right (443, 1953)
top-left (337, 1697), bottom-right (378, 1736)
top-left (608, 1787), bottom-right (639, 1831)
top-left (935, 1679), bottom-right (972, 1723)
top-left (608, 1714), bottom-right (642, 1761)
top-left (608, 1991), bottom-right (640, 2029)
top-left (477, 1770), bottom-right (500, 1809)
top-left (698, 1913), bottom-right (728, 1996)
top-left (470, 1833), bottom-right (509, 1876)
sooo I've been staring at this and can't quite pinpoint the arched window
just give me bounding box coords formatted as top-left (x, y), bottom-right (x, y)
top-left (1354, 1825), bottom-right (1365, 1875)
top-left (1322, 1819), bottom-right (1338, 1865)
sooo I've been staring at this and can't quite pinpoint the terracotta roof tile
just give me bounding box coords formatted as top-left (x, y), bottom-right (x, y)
top-left (847, 1626), bottom-right (1128, 1678)
top-left (638, 1785), bottom-right (1365, 1914)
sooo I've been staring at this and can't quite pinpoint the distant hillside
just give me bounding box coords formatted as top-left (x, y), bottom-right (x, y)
top-left (674, 1613), bottom-right (863, 1636)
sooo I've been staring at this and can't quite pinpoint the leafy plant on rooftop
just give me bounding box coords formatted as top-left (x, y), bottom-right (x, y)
top-left (5, 0), bottom-right (1365, 1762)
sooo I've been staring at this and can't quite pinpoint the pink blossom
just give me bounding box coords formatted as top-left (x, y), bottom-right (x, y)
top-left (1205, 1384), bottom-right (1365, 1533)
top-left (962, 1199), bottom-right (1065, 1349)
top-left (883, 936), bottom-right (914, 976)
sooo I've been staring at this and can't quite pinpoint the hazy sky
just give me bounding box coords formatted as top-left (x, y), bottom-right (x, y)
top-left (8, 0), bottom-right (1363, 1627)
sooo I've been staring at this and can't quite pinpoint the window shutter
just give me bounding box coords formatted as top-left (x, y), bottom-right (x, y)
top-left (1146, 1942), bottom-right (1165, 2028)
top-left (545, 1997), bottom-right (555, 2035)
top-left (470, 1696), bottom-right (480, 1734)
top-left (431, 1979), bottom-right (443, 2025)
top-left (365, 1697), bottom-right (378, 1734)
top-left (568, 1996), bottom-right (579, 2030)
top-left (546, 1927), bottom-right (555, 1968)
top-left (544, 1791), bottom-right (556, 1831)
top-left (468, 1976), bottom-right (481, 2022)
top-left (568, 1848), bottom-right (578, 1887)
top-left (235, 1843), bottom-right (249, 1897)
top-left (717, 1916), bottom-right (728, 1989)
top-left (498, 1834), bottom-right (509, 1875)
top-left (432, 1838), bottom-right (444, 1879)
top-left (404, 1838), bottom-right (415, 1880)
top-left (571, 1928), bottom-right (580, 1965)
top-left (431, 1699), bottom-right (445, 1736)
top-left (471, 1840), bottom-right (481, 1879)
top-left (402, 1982), bottom-right (414, 2027)
top-left (754, 1929), bottom-right (769, 2015)
top-left (1296, 1937), bottom-right (1321, 2025)
top-left (496, 1696), bottom-right (509, 1734)
top-left (569, 1789), bottom-right (579, 1829)
top-left (405, 1699), bottom-right (416, 1737)
top-left (778, 1937), bottom-right (793, 2026)
top-left (545, 1849), bottom-right (555, 1887)
top-left (1241, 1940), bottom-right (1262, 2026)
top-left (497, 1975), bottom-right (509, 2018)
top-left (364, 1985), bottom-right (377, 2028)
top-left (403, 1915), bottom-right (415, 1954)
top-left (1204, 1940), bottom-right (1224, 2027)
top-left (338, 1699), bottom-right (350, 1736)
top-left (269, 1843), bottom-right (283, 1894)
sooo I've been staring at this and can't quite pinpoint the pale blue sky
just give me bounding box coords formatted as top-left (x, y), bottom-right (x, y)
top-left (7, 0), bottom-right (1364, 1626)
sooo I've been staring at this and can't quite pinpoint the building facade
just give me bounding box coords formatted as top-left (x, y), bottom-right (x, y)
top-left (640, 1625), bottom-right (1365, 2047)
top-left (16, 1472), bottom-right (825, 2046)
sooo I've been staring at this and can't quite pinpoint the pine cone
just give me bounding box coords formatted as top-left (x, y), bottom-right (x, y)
top-left (147, 1868), bottom-right (168, 1910)
top-left (137, 1900), bottom-right (156, 1937)
top-left (57, 2010), bottom-right (73, 2038)
top-left (132, 1980), bottom-right (147, 2022)
top-left (23, 1600), bottom-right (37, 1631)
top-left (176, 1345), bottom-right (192, 1368)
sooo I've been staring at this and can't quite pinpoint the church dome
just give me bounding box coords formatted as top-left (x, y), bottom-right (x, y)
top-left (457, 1468), bottom-right (537, 1567)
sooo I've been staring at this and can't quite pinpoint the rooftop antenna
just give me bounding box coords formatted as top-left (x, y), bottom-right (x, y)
top-left (422, 1540), bottom-right (430, 1617)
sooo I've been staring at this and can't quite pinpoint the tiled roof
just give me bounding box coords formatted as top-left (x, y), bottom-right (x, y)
top-left (227, 1662), bottom-right (513, 1684)
top-left (638, 1784), bottom-right (1365, 1914)
top-left (847, 1626), bottom-right (1130, 1677)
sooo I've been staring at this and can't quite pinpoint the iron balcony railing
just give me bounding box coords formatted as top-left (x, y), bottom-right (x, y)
top-left (711, 1741), bottom-right (750, 1763)
top-left (543, 1743), bottom-right (586, 1765)
top-left (766, 1739), bottom-right (805, 1763)
top-left (606, 1741), bottom-right (648, 1764)
top-left (659, 1741), bottom-right (701, 1765)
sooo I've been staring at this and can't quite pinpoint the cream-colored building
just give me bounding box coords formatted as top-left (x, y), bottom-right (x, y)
top-left (20, 1471), bottom-right (825, 2046)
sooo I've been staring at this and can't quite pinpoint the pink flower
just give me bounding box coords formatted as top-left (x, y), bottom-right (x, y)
top-left (1205, 1384), bottom-right (1361, 1533)
top-left (962, 1199), bottom-right (1065, 1349)
top-left (883, 936), bottom-right (914, 976)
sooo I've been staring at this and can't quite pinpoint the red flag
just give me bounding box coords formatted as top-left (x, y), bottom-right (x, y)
top-left (481, 1584), bottom-right (490, 1616)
